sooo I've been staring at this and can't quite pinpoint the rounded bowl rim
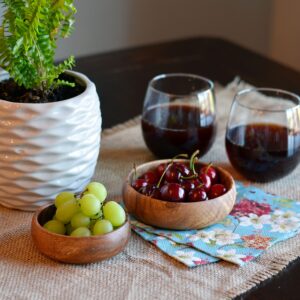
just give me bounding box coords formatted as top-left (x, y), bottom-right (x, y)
top-left (32, 203), bottom-right (130, 240)
top-left (125, 158), bottom-right (235, 205)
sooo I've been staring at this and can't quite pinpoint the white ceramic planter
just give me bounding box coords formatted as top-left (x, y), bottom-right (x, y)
top-left (0, 70), bottom-right (101, 211)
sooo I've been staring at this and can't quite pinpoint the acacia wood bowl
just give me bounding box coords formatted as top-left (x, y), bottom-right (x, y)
top-left (123, 159), bottom-right (236, 230)
top-left (31, 204), bottom-right (131, 264)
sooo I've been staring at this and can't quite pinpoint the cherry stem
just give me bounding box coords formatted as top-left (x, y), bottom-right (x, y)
top-left (205, 162), bottom-right (213, 174)
top-left (156, 153), bottom-right (188, 188)
top-left (180, 174), bottom-right (198, 180)
top-left (189, 150), bottom-right (200, 175)
top-left (196, 183), bottom-right (204, 189)
top-left (132, 162), bottom-right (137, 185)
top-left (156, 163), bottom-right (172, 188)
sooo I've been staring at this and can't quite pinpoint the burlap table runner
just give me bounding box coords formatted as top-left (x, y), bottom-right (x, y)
top-left (1, 80), bottom-right (300, 300)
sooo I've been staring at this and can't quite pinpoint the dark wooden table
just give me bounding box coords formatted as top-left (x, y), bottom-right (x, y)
top-left (74, 37), bottom-right (300, 299)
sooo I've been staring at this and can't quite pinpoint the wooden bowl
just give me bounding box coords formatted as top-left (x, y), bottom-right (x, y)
top-left (31, 204), bottom-right (131, 264)
top-left (123, 159), bottom-right (236, 230)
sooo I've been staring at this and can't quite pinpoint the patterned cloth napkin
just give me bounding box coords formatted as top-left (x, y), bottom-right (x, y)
top-left (130, 182), bottom-right (300, 267)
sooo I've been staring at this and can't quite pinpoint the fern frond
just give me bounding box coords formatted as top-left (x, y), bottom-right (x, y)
top-left (0, 0), bottom-right (77, 93)
top-left (52, 55), bottom-right (75, 82)
top-left (60, 16), bottom-right (75, 38)
top-left (3, 0), bottom-right (25, 18)
top-left (23, 0), bottom-right (47, 51)
top-left (55, 79), bottom-right (75, 87)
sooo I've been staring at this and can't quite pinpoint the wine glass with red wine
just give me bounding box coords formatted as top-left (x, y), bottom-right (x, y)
top-left (226, 88), bottom-right (300, 182)
top-left (142, 73), bottom-right (217, 158)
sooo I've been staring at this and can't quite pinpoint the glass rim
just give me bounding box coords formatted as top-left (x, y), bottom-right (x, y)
top-left (235, 87), bottom-right (300, 112)
top-left (148, 73), bottom-right (214, 97)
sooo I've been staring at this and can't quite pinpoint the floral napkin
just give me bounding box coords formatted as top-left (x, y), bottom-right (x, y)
top-left (130, 182), bottom-right (300, 267)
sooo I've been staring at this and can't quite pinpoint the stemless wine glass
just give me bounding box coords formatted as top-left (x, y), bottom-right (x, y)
top-left (141, 73), bottom-right (217, 158)
top-left (225, 88), bottom-right (300, 182)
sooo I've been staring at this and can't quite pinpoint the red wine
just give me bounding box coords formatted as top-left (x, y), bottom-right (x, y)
top-left (142, 104), bottom-right (216, 158)
top-left (226, 123), bottom-right (300, 182)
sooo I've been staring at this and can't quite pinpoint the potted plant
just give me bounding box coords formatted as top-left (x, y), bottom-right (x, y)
top-left (0, 0), bottom-right (101, 211)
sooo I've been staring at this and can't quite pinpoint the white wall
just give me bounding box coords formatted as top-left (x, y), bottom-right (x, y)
top-left (56, 0), bottom-right (273, 59)
top-left (269, 0), bottom-right (300, 71)
top-left (1, 1), bottom-right (300, 72)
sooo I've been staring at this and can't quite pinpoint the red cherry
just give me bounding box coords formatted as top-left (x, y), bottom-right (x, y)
top-left (198, 173), bottom-right (211, 191)
top-left (132, 179), bottom-right (148, 191)
top-left (201, 165), bottom-right (218, 184)
top-left (156, 163), bottom-right (167, 177)
top-left (190, 178), bottom-right (201, 186)
top-left (180, 178), bottom-right (201, 192)
top-left (151, 187), bottom-right (162, 199)
top-left (141, 171), bottom-right (159, 184)
top-left (160, 183), bottom-right (185, 202)
top-left (188, 187), bottom-right (207, 202)
top-left (208, 184), bottom-right (227, 199)
top-left (139, 185), bottom-right (153, 196)
top-left (139, 184), bottom-right (161, 198)
top-left (165, 165), bottom-right (181, 183)
top-left (174, 162), bottom-right (190, 177)
top-left (180, 180), bottom-right (195, 192)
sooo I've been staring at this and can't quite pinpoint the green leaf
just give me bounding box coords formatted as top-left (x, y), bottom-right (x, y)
top-left (209, 240), bottom-right (216, 246)
top-left (0, 0), bottom-right (76, 93)
top-left (273, 198), bottom-right (294, 208)
top-left (12, 37), bottom-right (24, 54)
top-left (173, 233), bottom-right (184, 240)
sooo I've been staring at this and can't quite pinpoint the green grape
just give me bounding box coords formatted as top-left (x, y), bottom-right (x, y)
top-left (79, 194), bottom-right (101, 217)
top-left (70, 227), bottom-right (91, 237)
top-left (43, 220), bottom-right (66, 235)
top-left (103, 201), bottom-right (126, 227)
top-left (71, 212), bottom-right (90, 229)
top-left (89, 219), bottom-right (98, 231)
top-left (55, 199), bottom-right (80, 224)
top-left (93, 219), bottom-right (113, 235)
top-left (65, 223), bottom-right (74, 235)
top-left (85, 182), bottom-right (107, 203)
top-left (90, 210), bottom-right (103, 220)
top-left (55, 191), bottom-right (75, 208)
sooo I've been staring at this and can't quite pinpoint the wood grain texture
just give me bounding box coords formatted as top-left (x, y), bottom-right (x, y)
top-left (31, 204), bottom-right (131, 264)
top-left (123, 159), bottom-right (236, 230)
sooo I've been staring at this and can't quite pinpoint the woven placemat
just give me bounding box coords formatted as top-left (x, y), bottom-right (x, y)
top-left (1, 80), bottom-right (300, 300)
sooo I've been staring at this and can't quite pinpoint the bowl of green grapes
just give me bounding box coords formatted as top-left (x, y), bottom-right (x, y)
top-left (31, 182), bottom-right (131, 264)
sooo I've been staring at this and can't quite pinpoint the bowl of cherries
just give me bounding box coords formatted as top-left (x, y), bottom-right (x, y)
top-left (123, 151), bottom-right (236, 230)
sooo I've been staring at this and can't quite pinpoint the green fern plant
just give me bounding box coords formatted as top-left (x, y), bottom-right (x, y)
top-left (0, 0), bottom-right (76, 96)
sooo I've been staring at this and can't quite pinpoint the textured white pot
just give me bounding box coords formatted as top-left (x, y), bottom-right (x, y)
top-left (0, 70), bottom-right (101, 211)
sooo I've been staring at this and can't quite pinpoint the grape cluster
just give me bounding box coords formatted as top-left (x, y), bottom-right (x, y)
top-left (131, 151), bottom-right (227, 202)
top-left (43, 182), bottom-right (126, 237)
